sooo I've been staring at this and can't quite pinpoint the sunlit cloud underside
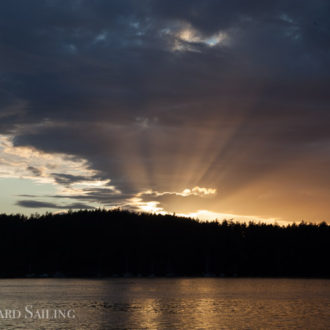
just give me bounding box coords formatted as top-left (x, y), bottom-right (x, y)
top-left (0, 134), bottom-right (281, 223)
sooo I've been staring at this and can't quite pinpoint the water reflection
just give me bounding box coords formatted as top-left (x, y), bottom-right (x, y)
top-left (0, 278), bottom-right (329, 329)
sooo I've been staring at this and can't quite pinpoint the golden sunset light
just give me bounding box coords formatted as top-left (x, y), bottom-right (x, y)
top-left (0, 2), bottom-right (330, 329)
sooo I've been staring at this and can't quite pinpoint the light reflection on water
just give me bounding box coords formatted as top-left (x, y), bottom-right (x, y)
top-left (0, 278), bottom-right (329, 329)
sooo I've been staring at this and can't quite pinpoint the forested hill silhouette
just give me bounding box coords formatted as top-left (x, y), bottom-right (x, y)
top-left (0, 209), bottom-right (329, 278)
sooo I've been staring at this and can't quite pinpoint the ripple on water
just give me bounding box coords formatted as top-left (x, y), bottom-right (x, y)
top-left (0, 278), bottom-right (329, 329)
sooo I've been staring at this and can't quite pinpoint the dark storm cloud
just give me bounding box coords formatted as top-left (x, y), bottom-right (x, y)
top-left (18, 188), bottom-right (135, 208)
top-left (52, 189), bottom-right (135, 207)
top-left (1, 0), bottom-right (330, 219)
top-left (27, 166), bottom-right (42, 176)
top-left (51, 173), bottom-right (100, 185)
top-left (2, 0), bottom-right (328, 126)
top-left (16, 200), bottom-right (94, 210)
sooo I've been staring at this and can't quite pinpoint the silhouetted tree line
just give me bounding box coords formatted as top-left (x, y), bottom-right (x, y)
top-left (0, 209), bottom-right (329, 277)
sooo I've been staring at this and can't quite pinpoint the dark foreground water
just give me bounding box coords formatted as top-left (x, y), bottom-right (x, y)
top-left (0, 278), bottom-right (329, 329)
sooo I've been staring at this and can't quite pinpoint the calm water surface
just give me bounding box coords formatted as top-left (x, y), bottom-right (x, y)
top-left (0, 278), bottom-right (329, 329)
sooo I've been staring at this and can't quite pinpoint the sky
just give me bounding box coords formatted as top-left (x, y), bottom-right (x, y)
top-left (0, 0), bottom-right (330, 223)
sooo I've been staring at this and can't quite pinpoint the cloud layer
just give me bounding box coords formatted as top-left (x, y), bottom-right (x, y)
top-left (0, 0), bottom-right (330, 221)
